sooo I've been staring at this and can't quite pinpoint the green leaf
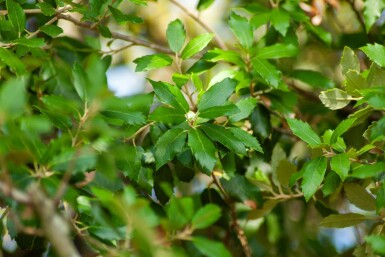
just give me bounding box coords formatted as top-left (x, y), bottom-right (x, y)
top-left (191, 204), bottom-right (221, 230)
top-left (36, 2), bottom-right (56, 16)
top-left (221, 174), bottom-right (263, 205)
top-left (186, 59), bottom-right (216, 74)
top-left (229, 127), bottom-right (263, 153)
top-left (149, 106), bottom-right (185, 124)
top-left (101, 110), bottom-right (146, 125)
top-left (286, 118), bottom-right (321, 148)
top-left (98, 24), bottom-right (112, 38)
top-left (197, 0), bottom-right (215, 10)
top-left (108, 6), bottom-right (143, 24)
top-left (230, 97), bottom-right (257, 122)
top-left (320, 213), bottom-right (368, 228)
top-left (322, 171), bottom-right (341, 197)
top-left (289, 70), bottom-right (334, 89)
top-left (344, 183), bottom-right (376, 211)
top-left (134, 54), bottom-right (173, 72)
top-left (0, 76), bottom-right (27, 119)
top-left (73, 62), bottom-right (89, 101)
top-left (270, 8), bottom-right (290, 36)
top-left (330, 154), bottom-right (350, 181)
top-left (301, 156), bottom-right (327, 201)
top-left (172, 73), bottom-right (189, 88)
top-left (149, 80), bottom-right (190, 113)
top-left (367, 63), bottom-right (385, 87)
top-left (366, 235), bottom-right (385, 255)
top-left (319, 88), bottom-right (352, 110)
top-left (340, 46), bottom-right (360, 75)
top-left (330, 118), bottom-right (356, 144)
top-left (166, 19), bottom-right (186, 53)
top-left (345, 70), bottom-right (368, 97)
top-left (193, 237), bottom-right (232, 257)
top-left (229, 12), bottom-right (253, 49)
top-left (167, 197), bottom-right (194, 230)
top-left (252, 57), bottom-right (281, 88)
top-left (154, 128), bottom-right (187, 169)
top-left (40, 25), bottom-right (64, 37)
top-left (188, 128), bottom-right (217, 173)
top-left (350, 162), bottom-right (385, 178)
top-left (361, 43), bottom-right (385, 67)
top-left (201, 124), bottom-right (246, 155)
top-left (13, 37), bottom-right (45, 47)
top-left (199, 103), bottom-right (239, 119)
top-left (363, 0), bottom-right (385, 32)
top-left (181, 33), bottom-right (214, 60)
top-left (366, 117), bottom-right (385, 142)
top-left (204, 48), bottom-right (245, 67)
top-left (0, 47), bottom-right (25, 75)
top-left (257, 44), bottom-right (298, 59)
top-left (276, 160), bottom-right (297, 187)
top-left (6, 0), bottom-right (25, 36)
top-left (197, 78), bottom-right (237, 111)
top-left (250, 104), bottom-right (271, 139)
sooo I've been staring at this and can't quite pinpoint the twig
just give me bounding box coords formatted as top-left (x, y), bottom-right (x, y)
top-left (0, 181), bottom-right (30, 204)
top-left (169, 0), bottom-right (228, 50)
top-left (211, 174), bottom-right (252, 257)
top-left (0, 9), bottom-right (42, 15)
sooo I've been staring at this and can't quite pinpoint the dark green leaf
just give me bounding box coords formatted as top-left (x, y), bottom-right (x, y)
top-left (204, 48), bottom-right (244, 67)
top-left (73, 62), bottom-right (89, 101)
top-left (257, 44), bottom-right (298, 59)
top-left (199, 103), bottom-right (239, 119)
top-left (197, 78), bottom-right (237, 111)
top-left (193, 237), bottom-right (232, 257)
top-left (150, 80), bottom-right (190, 113)
top-left (320, 213), bottom-right (368, 228)
top-left (167, 197), bottom-right (194, 229)
top-left (250, 104), bottom-right (271, 139)
top-left (289, 70), bottom-right (334, 89)
top-left (252, 57), bottom-right (281, 88)
top-left (108, 6), bottom-right (143, 24)
top-left (154, 128), bottom-right (187, 169)
top-left (186, 59), bottom-right (216, 74)
top-left (330, 153), bottom-right (350, 181)
top-left (166, 19), bottom-right (186, 53)
top-left (134, 54), bottom-right (173, 72)
top-left (221, 174), bottom-right (263, 205)
top-left (36, 2), bottom-right (56, 16)
top-left (181, 33), bottom-right (214, 59)
top-left (197, 0), bottom-right (214, 10)
top-left (322, 171), bottom-right (341, 197)
top-left (229, 127), bottom-right (263, 153)
top-left (287, 118), bottom-right (321, 148)
top-left (6, 0), bottom-right (25, 36)
top-left (191, 204), bottom-right (221, 229)
top-left (101, 110), bottom-right (146, 125)
top-left (188, 128), bottom-right (217, 173)
top-left (229, 12), bottom-right (253, 49)
top-left (230, 97), bottom-right (257, 122)
top-left (301, 156), bottom-right (327, 201)
top-left (201, 124), bottom-right (246, 155)
top-left (0, 47), bottom-right (25, 75)
top-left (330, 118), bottom-right (356, 144)
top-left (344, 183), bottom-right (376, 211)
top-left (149, 106), bottom-right (186, 124)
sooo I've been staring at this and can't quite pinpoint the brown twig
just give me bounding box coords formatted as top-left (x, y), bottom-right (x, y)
top-left (169, 0), bottom-right (228, 50)
top-left (0, 9), bottom-right (42, 15)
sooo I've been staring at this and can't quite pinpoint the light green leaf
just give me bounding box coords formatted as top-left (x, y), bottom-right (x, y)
top-left (167, 197), bottom-right (194, 230)
top-left (252, 57), bottom-right (281, 88)
top-left (367, 63), bottom-right (385, 87)
top-left (181, 33), bottom-right (214, 60)
top-left (36, 2), bottom-right (56, 16)
top-left (0, 76), bottom-right (27, 119)
top-left (330, 154), bottom-right (350, 181)
top-left (270, 8), bottom-right (290, 36)
top-left (363, 0), bottom-right (385, 32)
top-left (193, 237), bottom-right (232, 257)
top-left (289, 70), bottom-right (334, 89)
top-left (191, 204), bottom-right (221, 230)
top-left (230, 97), bottom-right (257, 122)
top-left (197, 0), bottom-right (215, 10)
top-left (166, 19), bottom-right (186, 53)
top-left (286, 118), bottom-right (321, 148)
top-left (344, 183), bottom-right (376, 211)
top-left (257, 44), bottom-right (298, 59)
top-left (0, 47), bottom-right (25, 75)
top-left (199, 103), bottom-right (239, 119)
top-left (188, 128), bottom-right (217, 174)
top-left (101, 110), bottom-right (146, 125)
top-left (361, 43), bottom-right (385, 67)
top-left (320, 213), bottom-right (368, 228)
top-left (155, 128), bottom-right (187, 169)
top-left (301, 156), bottom-right (327, 201)
top-left (229, 12), bottom-right (253, 49)
top-left (108, 5), bottom-right (143, 24)
top-left (345, 70), bottom-right (368, 97)
top-left (149, 80), bottom-right (190, 113)
top-left (13, 37), bottom-right (45, 47)
top-left (197, 78), bottom-right (237, 111)
top-left (40, 24), bottom-right (63, 37)
top-left (204, 48), bottom-right (245, 67)
top-left (229, 127), bottom-right (263, 153)
top-left (330, 118), bottom-right (356, 144)
top-left (73, 62), bottom-right (89, 101)
top-left (366, 235), bottom-right (385, 255)
top-left (319, 88), bottom-right (352, 110)
top-left (134, 54), bottom-right (173, 72)
top-left (148, 106), bottom-right (185, 124)
top-left (340, 46), bottom-right (360, 75)
top-left (6, 0), bottom-right (25, 36)
top-left (350, 162), bottom-right (385, 178)
top-left (201, 124), bottom-right (246, 155)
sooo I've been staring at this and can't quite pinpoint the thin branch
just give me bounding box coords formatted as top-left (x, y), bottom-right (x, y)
top-left (0, 9), bottom-right (42, 15)
top-left (0, 181), bottom-right (30, 204)
top-left (169, 0), bottom-right (228, 50)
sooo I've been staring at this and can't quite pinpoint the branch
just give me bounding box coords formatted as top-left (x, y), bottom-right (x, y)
top-left (0, 181), bottom-right (30, 204)
top-left (169, 0), bottom-right (228, 50)
top-left (0, 9), bottom-right (42, 15)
